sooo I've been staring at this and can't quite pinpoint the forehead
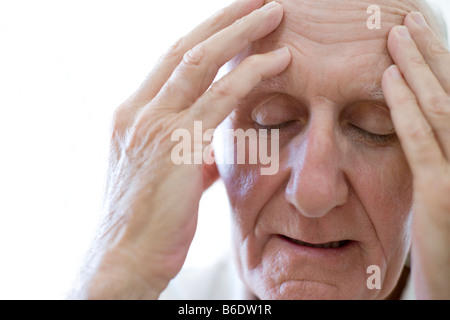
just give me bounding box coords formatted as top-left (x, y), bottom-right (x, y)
top-left (237, 0), bottom-right (426, 104)
top-left (277, 0), bottom-right (415, 43)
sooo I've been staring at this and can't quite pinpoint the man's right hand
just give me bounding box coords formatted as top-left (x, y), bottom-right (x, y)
top-left (75, 0), bottom-right (291, 299)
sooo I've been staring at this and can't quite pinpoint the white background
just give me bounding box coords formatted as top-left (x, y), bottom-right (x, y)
top-left (0, 0), bottom-right (449, 299)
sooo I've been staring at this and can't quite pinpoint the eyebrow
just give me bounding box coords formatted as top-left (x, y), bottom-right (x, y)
top-left (363, 84), bottom-right (386, 104)
top-left (248, 68), bottom-right (391, 113)
top-left (367, 85), bottom-right (385, 103)
top-left (254, 78), bottom-right (387, 105)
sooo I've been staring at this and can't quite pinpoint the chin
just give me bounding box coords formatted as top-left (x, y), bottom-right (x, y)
top-left (246, 274), bottom-right (388, 300)
top-left (253, 282), bottom-right (349, 300)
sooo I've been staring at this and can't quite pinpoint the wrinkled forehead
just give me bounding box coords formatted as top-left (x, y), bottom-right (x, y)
top-left (279, 0), bottom-right (408, 43)
top-left (248, 0), bottom-right (438, 55)
top-left (253, 0), bottom-right (437, 46)
top-left (230, 0), bottom-right (439, 103)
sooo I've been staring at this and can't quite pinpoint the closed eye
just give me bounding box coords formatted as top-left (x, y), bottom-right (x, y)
top-left (349, 124), bottom-right (397, 145)
top-left (254, 120), bottom-right (298, 131)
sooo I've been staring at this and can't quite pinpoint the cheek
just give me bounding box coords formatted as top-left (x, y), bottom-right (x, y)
top-left (213, 127), bottom-right (272, 230)
top-left (348, 144), bottom-right (413, 262)
top-left (351, 146), bottom-right (412, 228)
top-left (340, 143), bottom-right (413, 298)
top-left (213, 119), bottom-right (259, 226)
top-left (213, 118), bottom-right (286, 260)
top-left (213, 116), bottom-right (282, 208)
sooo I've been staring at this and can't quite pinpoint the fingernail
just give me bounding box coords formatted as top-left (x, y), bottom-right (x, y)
top-left (261, 1), bottom-right (279, 12)
top-left (397, 26), bottom-right (411, 39)
top-left (388, 65), bottom-right (402, 79)
top-left (412, 12), bottom-right (427, 26)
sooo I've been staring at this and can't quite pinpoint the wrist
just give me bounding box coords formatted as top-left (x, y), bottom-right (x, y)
top-left (79, 270), bottom-right (162, 300)
top-left (74, 248), bottom-right (170, 300)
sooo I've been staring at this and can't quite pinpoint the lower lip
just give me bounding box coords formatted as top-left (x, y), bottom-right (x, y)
top-left (276, 235), bottom-right (356, 260)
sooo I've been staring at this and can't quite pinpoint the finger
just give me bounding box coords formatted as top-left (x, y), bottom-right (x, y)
top-left (387, 25), bottom-right (450, 158)
top-left (190, 47), bottom-right (291, 129)
top-left (153, 1), bottom-right (284, 112)
top-left (382, 65), bottom-right (444, 175)
top-left (127, 0), bottom-right (265, 107)
top-left (404, 12), bottom-right (450, 92)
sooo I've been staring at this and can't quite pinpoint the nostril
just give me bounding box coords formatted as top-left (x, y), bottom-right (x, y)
top-left (286, 200), bottom-right (332, 219)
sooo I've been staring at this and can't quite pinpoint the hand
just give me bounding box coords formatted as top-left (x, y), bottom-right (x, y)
top-left (382, 12), bottom-right (450, 299)
top-left (76, 0), bottom-right (291, 299)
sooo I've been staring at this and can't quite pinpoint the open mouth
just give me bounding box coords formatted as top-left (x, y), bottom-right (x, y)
top-left (282, 236), bottom-right (351, 249)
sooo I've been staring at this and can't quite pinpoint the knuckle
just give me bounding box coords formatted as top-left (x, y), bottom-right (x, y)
top-left (110, 105), bottom-right (135, 152)
top-left (405, 118), bottom-right (433, 140)
top-left (210, 78), bottom-right (233, 98)
top-left (232, 17), bottom-right (245, 29)
top-left (182, 45), bottom-right (205, 66)
top-left (165, 37), bottom-right (186, 60)
top-left (112, 104), bottom-right (132, 132)
top-left (428, 41), bottom-right (450, 60)
top-left (408, 54), bottom-right (427, 69)
top-left (395, 92), bottom-right (417, 107)
top-left (427, 94), bottom-right (450, 117)
top-left (126, 112), bottom-right (164, 153)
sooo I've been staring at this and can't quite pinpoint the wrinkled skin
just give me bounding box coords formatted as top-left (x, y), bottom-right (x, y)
top-left (214, 0), bottom-right (448, 299)
top-left (74, 0), bottom-right (450, 300)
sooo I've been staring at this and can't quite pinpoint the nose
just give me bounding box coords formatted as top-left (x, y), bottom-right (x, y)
top-left (285, 115), bottom-right (348, 218)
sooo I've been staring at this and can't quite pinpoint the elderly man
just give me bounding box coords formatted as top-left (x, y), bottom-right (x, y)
top-left (75, 0), bottom-right (450, 299)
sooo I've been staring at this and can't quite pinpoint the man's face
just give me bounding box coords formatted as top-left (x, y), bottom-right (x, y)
top-left (212, 0), bottom-right (438, 299)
